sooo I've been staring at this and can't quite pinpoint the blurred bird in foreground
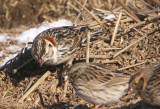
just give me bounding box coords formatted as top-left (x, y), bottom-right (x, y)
top-left (67, 63), bottom-right (130, 109)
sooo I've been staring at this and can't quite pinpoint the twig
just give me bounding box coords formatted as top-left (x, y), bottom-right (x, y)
top-left (140, 9), bottom-right (160, 15)
top-left (19, 71), bottom-right (51, 102)
top-left (95, 59), bottom-right (119, 64)
top-left (93, 8), bottom-right (112, 14)
top-left (24, 77), bottom-right (36, 94)
top-left (118, 61), bottom-right (147, 71)
top-left (101, 47), bottom-right (122, 51)
top-left (152, 0), bottom-right (160, 6)
top-left (123, 9), bottom-right (140, 23)
top-left (129, 21), bottom-right (146, 29)
top-left (73, 0), bottom-right (108, 30)
top-left (74, 0), bottom-right (88, 24)
top-left (110, 11), bottom-right (122, 45)
top-left (113, 35), bottom-right (147, 58)
top-left (133, 28), bottom-right (146, 36)
top-left (86, 31), bottom-right (90, 63)
top-left (106, 4), bottom-right (118, 19)
top-left (90, 55), bottom-right (110, 59)
top-left (68, 2), bottom-right (80, 13)
top-left (34, 96), bottom-right (40, 107)
top-left (130, 15), bottom-right (160, 29)
top-left (63, 79), bottom-right (69, 98)
top-left (12, 58), bottom-right (34, 74)
top-left (141, 0), bottom-right (156, 9)
top-left (87, 18), bottom-right (133, 30)
top-left (113, 29), bottom-right (157, 58)
top-left (121, 18), bottom-right (133, 23)
top-left (117, 0), bottom-right (141, 22)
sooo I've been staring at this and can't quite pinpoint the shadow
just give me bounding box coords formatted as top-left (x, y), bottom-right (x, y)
top-left (74, 104), bottom-right (90, 109)
top-left (0, 48), bottom-right (60, 85)
top-left (113, 101), bottom-right (160, 109)
top-left (46, 103), bottom-right (90, 109)
top-left (41, 102), bottom-right (90, 109)
top-left (37, 88), bottom-right (90, 109)
top-left (45, 102), bottom-right (73, 109)
top-left (0, 47), bottom-right (86, 86)
top-left (37, 91), bottom-right (72, 109)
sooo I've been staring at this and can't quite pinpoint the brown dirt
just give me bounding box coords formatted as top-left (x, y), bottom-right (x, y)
top-left (0, 0), bottom-right (120, 29)
top-left (0, 0), bottom-right (160, 109)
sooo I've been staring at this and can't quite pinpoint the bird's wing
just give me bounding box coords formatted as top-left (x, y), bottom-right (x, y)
top-left (77, 63), bottom-right (130, 88)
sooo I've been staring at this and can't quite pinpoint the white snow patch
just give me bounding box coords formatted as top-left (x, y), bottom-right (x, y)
top-left (0, 34), bottom-right (11, 43)
top-left (53, 19), bottom-right (73, 27)
top-left (6, 45), bottom-right (22, 52)
top-left (0, 51), bottom-right (3, 57)
top-left (104, 14), bottom-right (116, 20)
top-left (0, 53), bottom-right (17, 67)
top-left (17, 19), bottom-right (73, 43)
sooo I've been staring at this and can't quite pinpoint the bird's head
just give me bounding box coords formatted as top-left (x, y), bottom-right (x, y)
top-left (31, 36), bottom-right (57, 66)
top-left (129, 68), bottom-right (152, 93)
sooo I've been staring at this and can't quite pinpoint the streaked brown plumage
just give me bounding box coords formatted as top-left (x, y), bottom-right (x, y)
top-left (31, 26), bottom-right (86, 66)
top-left (129, 63), bottom-right (160, 106)
top-left (67, 63), bottom-right (130, 108)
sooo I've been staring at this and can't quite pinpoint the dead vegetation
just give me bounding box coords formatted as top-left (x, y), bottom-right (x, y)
top-left (0, 0), bottom-right (160, 109)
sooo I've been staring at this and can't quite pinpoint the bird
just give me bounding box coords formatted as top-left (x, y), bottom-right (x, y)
top-left (31, 26), bottom-right (87, 67)
top-left (67, 63), bottom-right (130, 108)
top-left (129, 63), bottom-right (160, 106)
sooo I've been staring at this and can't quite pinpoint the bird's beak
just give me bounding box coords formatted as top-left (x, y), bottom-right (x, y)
top-left (39, 60), bottom-right (43, 67)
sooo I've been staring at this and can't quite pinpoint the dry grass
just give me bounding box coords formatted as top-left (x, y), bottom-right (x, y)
top-left (0, 0), bottom-right (160, 109)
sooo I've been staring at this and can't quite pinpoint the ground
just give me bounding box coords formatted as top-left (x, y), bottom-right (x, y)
top-left (0, 0), bottom-right (160, 109)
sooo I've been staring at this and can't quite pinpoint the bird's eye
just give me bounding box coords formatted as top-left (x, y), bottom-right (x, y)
top-left (134, 82), bottom-right (137, 86)
top-left (49, 43), bottom-right (52, 47)
top-left (136, 78), bottom-right (144, 90)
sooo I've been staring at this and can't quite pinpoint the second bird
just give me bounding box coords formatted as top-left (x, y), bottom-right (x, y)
top-left (129, 63), bottom-right (160, 106)
top-left (67, 63), bottom-right (130, 108)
